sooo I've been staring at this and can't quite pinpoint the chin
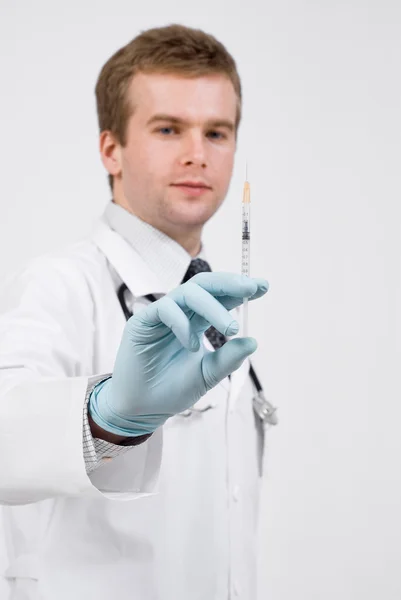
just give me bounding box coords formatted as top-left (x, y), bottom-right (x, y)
top-left (170, 205), bottom-right (218, 228)
top-left (167, 194), bottom-right (222, 225)
top-left (159, 186), bottom-right (224, 230)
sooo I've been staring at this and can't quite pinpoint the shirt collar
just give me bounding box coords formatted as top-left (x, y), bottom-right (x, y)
top-left (92, 200), bottom-right (206, 297)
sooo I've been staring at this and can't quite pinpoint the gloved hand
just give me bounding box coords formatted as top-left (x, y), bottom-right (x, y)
top-left (89, 272), bottom-right (268, 436)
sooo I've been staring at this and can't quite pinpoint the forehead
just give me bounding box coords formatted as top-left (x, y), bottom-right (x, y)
top-left (127, 71), bottom-right (238, 123)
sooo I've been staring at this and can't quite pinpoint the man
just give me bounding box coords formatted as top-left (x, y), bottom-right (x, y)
top-left (0, 24), bottom-right (270, 600)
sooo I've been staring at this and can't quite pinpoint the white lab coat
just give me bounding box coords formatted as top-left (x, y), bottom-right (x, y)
top-left (0, 218), bottom-right (266, 600)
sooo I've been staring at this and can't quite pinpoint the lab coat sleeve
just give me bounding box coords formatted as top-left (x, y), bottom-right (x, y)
top-left (0, 256), bottom-right (162, 506)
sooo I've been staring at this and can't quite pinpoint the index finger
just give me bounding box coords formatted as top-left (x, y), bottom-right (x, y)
top-left (186, 272), bottom-right (262, 298)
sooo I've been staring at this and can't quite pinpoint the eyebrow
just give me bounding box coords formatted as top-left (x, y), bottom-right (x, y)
top-left (146, 113), bottom-right (235, 132)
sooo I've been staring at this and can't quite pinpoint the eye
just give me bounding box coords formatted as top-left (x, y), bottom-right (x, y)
top-left (207, 131), bottom-right (226, 140)
top-left (158, 127), bottom-right (177, 135)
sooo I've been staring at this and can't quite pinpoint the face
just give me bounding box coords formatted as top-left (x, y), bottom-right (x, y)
top-left (100, 72), bottom-right (238, 238)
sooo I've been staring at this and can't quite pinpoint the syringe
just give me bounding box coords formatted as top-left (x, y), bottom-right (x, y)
top-left (241, 163), bottom-right (251, 337)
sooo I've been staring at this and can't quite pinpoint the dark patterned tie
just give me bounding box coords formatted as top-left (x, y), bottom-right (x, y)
top-left (181, 258), bottom-right (227, 350)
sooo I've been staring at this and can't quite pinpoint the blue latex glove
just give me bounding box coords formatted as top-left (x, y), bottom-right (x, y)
top-left (89, 272), bottom-right (268, 436)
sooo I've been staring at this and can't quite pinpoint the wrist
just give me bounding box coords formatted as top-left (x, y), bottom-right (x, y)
top-left (88, 377), bottom-right (159, 437)
top-left (88, 412), bottom-right (127, 444)
top-left (88, 413), bottom-right (152, 445)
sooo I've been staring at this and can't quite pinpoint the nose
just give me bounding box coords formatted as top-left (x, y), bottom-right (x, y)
top-left (179, 130), bottom-right (207, 168)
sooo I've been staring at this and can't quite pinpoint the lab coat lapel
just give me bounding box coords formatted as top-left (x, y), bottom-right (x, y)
top-left (228, 355), bottom-right (250, 410)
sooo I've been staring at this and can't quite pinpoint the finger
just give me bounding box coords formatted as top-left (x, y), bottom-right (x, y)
top-left (248, 278), bottom-right (269, 299)
top-left (171, 282), bottom-right (239, 337)
top-left (190, 278), bottom-right (269, 332)
top-left (137, 296), bottom-right (200, 351)
top-left (188, 272), bottom-right (261, 299)
top-left (201, 337), bottom-right (257, 389)
top-left (215, 278), bottom-right (269, 312)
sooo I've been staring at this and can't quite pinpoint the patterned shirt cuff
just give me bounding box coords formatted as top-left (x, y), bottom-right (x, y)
top-left (82, 374), bottom-right (133, 474)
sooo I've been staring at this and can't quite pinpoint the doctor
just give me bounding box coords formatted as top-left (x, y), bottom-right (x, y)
top-left (0, 23), bottom-right (270, 600)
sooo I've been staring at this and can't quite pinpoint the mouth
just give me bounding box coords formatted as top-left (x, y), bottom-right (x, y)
top-left (170, 182), bottom-right (212, 197)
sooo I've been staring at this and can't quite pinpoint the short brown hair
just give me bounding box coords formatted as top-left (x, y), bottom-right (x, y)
top-left (95, 24), bottom-right (242, 192)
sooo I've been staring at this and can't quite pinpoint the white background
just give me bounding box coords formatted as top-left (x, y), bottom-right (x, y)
top-left (1, 1), bottom-right (401, 598)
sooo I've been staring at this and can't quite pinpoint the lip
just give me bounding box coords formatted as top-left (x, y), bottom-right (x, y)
top-left (171, 180), bottom-right (212, 189)
top-left (171, 183), bottom-right (211, 197)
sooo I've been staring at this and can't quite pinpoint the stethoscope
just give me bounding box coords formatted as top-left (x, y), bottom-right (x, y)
top-left (117, 282), bottom-right (278, 426)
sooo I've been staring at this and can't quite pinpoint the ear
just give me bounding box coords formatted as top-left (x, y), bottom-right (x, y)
top-left (99, 130), bottom-right (122, 178)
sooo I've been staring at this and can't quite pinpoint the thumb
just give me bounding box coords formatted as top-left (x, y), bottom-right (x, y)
top-left (201, 338), bottom-right (257, 390)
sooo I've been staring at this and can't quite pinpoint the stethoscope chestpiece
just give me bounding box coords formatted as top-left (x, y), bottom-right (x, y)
top-left (253, 391), bottom-right (278, 426)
